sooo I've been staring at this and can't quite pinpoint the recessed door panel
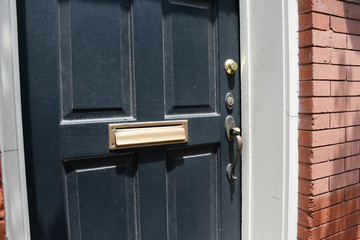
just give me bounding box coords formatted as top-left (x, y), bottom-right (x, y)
top-left (166, 145), bottom-right (219, 240)
top-left (59, 0), bottom-right (133, 121)
top-left (64, 155), bottom-right (138, 240)
top-left (164, 0), bottom-right (218, 116)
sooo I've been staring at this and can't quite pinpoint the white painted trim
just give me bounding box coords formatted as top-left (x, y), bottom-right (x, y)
top-left (0, 0), bottom-right (31, 239)
top-left (240, 0), bottom-right (299, 239)
top-left (283, 1), bottom-right (299, 239)
top-left (239, 0), bottom-right (252, 239)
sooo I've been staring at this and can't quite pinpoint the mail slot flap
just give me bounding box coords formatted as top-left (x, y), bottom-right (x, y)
top-left (109, 120), bottom-right (188, 149)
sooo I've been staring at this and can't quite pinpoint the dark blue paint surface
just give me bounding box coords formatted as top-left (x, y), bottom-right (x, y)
top-left (17, 0), bottom-right (241, 239)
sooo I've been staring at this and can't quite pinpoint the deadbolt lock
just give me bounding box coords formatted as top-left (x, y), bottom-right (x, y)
top-left (225, 92), bottom-right (235, 110)
top-left (224, 59), bottom-right (238, 74)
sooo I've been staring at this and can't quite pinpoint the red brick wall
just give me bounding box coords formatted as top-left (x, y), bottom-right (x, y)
top-left (0, 154), bottom-right (5, 240)
top-left (298, 0), bottom-right (360, 239)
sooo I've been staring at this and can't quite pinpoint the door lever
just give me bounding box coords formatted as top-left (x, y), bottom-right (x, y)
top-left (225, 116), bottom-right (243, 181)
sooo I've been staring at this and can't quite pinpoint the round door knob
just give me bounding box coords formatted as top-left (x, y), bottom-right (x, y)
top-left (224, 59), bottom-right (238, 74)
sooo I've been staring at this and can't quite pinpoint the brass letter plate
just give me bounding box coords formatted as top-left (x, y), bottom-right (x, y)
top-left (109, 120), bottom-right (188, 149)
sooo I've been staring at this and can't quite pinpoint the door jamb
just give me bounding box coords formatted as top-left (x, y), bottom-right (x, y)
top-left (0, 0), bottom-right (31, 239)
top-left (240, 0), bottom-right (299, 239)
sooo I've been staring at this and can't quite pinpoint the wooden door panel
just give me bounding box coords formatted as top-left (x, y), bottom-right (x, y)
top-left (164, 0), bottom-right (218, 115)
top-left (64, 155), bottom-right (138, 240)
top-left (166, 145), bottom-right (219, 240)
top-left (59, 0), bottom-right (134, 120)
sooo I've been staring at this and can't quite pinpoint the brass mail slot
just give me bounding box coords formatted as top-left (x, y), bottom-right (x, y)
top-left (109, 120), bottom-right (188, 149)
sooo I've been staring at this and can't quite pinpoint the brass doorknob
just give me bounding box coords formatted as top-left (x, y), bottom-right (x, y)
top-left (224, 59), bottom-right (238, 74)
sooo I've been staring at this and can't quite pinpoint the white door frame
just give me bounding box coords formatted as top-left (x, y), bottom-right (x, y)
top-left (0, 0), bottom-right (298, 239)
top-left (240, 0), bottom-right (299, 239)
top-left (0, 0), bottom-right (31, 239)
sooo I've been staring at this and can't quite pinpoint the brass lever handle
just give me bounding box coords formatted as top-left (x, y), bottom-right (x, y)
top-left (225, 116), bottom-right (243, 181)
top-left (226, 128), bottom-right (243, 181)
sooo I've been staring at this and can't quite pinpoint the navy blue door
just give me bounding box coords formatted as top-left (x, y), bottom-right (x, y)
top-left (17, 0), bottom-right (241, 239)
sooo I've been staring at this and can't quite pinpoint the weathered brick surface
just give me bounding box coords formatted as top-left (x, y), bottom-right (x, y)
top-left (0, 153), bottom-right (5, 240)
top-left (298, 0), bottom-right (360, 238)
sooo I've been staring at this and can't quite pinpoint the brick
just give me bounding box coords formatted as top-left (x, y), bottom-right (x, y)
top-left (330, 49), bottom-right (346, 65)
top-left (347, 35), bottom-right (360, 50)
top-left (328, 199), bottom-right (358, 221)
top-left (346, 155), bottom-right (360, 171)
top-left (329, 170), bottom-right (359, 191)
top-left (331, 49), bottom-right (360, 66)
top-left (298, 208), bottom-right (328, 227)
top-left (299, 159), bottom-right (344, 179)
top-left (299, 30), bottom-right (346, 49)
top-left (299, 189), bottom-right (344, 211)
top-left (312, 12), bottom-right (330, 30)
top-left (331, 16), bottom-right (360, 35)
top-left (300, 143), bottom-right (359, 163)
top-left (330, 81), bottom-right (346, 96)
top-left (347, 66), bottom-right (360, 81)
top-left (324, 31), bottom-right (346, 49)
top-left (345, 112), bottom-right (360, 127)
top-left (299, 193), bottom-right (312, 211)
top-left (299, 13), bottom-right (313, 31)
top-left (348, 3), bottom-right (360, 20)
top-left (299, 81), bottom-right (331, 96)
top-left (347, 82), bottom-right (360, 96)
top-left (300, 64), bottom-right (346, 80)
top-left (299, 30), bottom-right (313, 47)
top-left (343, 212), bottom-right (360, 229)
top-left (330, 112), bottom-right (346, 128)
top-left (330, 113), bottom-right (360, 129)
top-left (345, 51), bottom-right (360, 66)
top-left (299, 0), bottom-right (331, 14)
top-left (299, 97), bottom-right (346, 113)
top-left (298, 224), bottom-right (310, 239)
top-left (330, 142), bottom-right (360, 159)
top-left (326, 226), bottom-right (357, 240)
top-left (299, 12), bottom-right (331, 31)
top-left (299, 178), bottom-right (329, 195)
top-left (347, 126), bottom-right (360, 141)
top-left (0, 221), bottom-right (5, 240)
top-left (311, 219), bottom-right (342, 239)
top-left (298, 0), bottom-right (312, 14)
top-left (299, 146), bottom-right (330, 163)
top-left (299, 114), bottom-right (330, 130)
top-left (347, 97), bottom-right (360, 111)
top-left (345, 183), bottom-right (360, 200)
top-left (300, 47), bottom-right (332, 65)
top-left (299, 128), bottom-right (345, 147)
top-left (0, 190), bottom-right (4, 219)
top-left (298, 219), bottom-right (343, 240)
top-left (330, 0), bottom-right (347, 17)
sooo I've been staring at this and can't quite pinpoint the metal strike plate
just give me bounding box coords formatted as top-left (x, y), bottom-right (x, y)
top-left (109, 120), bottom-right (188, 149)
